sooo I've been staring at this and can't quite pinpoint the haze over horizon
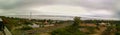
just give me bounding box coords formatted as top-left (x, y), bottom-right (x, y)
top-left (0, 0), bottom-right (119, 20)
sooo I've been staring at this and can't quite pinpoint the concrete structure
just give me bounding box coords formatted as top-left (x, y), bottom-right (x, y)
top-left (28, 23), bottom-right (39, 28)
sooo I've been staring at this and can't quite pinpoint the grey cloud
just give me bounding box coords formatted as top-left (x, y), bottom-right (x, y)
top-left (0, 0), bottom-right (114, 13)
top-left (0, 0), bottom-right (22, 9)
top-left (0, 0), bottom-right (119, 20)
top-left (114, 0), bottom-right (120, 19)
top-left (15, 0), bottom-right (114, 10)
top-left (0, 0), bottom-right (115, 10)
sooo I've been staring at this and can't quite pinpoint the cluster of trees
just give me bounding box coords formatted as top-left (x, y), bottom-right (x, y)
top-left (0, 16), bottom-right (32, 30)
top-left (115, 23), bottom-right (120, 35)
top-left (1, 16), bottom-right (120, 35)
top-left (51, 17), bottom-right (86, 35)
top-left (82, 20), bottom-right (120, 24)
top-left (102, 21), bottom-right (120, 35)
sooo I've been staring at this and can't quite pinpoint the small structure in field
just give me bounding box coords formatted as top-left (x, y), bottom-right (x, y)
top-left (44, 20), bottom-right (48, 25)
top-left (28, 23), bottom-right (39, 28)
top-left (99, 22), bottom-right (106, 27)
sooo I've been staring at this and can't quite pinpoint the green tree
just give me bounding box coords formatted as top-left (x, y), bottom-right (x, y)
top-left (23, 21), bottom-right (32, 25)
top-left (72, 17), bottom-right (81, 27)
top-left (115, 32), bottom-right (120, 35)
top-left (51, 17), bottom-right (86, 35)
top-left (20, 26), bottom-right (32, 30)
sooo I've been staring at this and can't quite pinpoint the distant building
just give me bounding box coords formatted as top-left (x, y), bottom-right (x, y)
top-left (0, 18), bottom-right (2, 21)
top-left (99, 22), bottom-right (106, 27)
top-left (44, 20), bottom-right (48, 25)
top-left (28, 23), bottom-right (39, 28)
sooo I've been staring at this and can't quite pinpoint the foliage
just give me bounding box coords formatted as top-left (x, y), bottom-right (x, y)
top-left (20, 26), bottom-right (32, 30)
top-left (72, 17), bottom-right (81, 27)
top-left (115, 23), bottom-right (120, 35)
top-left (116, 24), bottom-right (120, 31)
top-left (51, 26), bottom-right (86, 35)
top-left (115, 32), bottom-right (120, 35)
top-left (23, 21), bottom-right (32, 25)
top-left (51, 17), bottom-right (86, 35)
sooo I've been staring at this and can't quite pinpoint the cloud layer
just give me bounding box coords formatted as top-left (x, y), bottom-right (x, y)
top-left (0, 0), bottom-right (119, 20)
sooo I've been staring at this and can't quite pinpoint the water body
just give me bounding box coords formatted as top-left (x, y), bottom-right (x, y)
top-left (5, 15), bottom-right (74, 20)
top-left (3, 15), bottom-right (119, 20)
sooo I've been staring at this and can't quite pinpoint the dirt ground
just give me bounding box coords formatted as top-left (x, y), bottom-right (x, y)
top-left (89, 26), bottom-right (107, 35)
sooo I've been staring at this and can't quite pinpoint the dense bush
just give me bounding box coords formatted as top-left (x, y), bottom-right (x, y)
top-left (115, 24), bottom-right (120, 35)
top-left (115, 32), bottom-right (120, 35)
top-left (51, 26), bottom-right (86, 35)
top-left (51, 17), bottom-right (86, 35)
top-left (20, 26), bottom-right (32, 30)
top-left (116, 24), bottom-right (120, 31)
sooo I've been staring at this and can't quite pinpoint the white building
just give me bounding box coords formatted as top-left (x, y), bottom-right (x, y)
top-left (28, 23), bottom-right (39, 28)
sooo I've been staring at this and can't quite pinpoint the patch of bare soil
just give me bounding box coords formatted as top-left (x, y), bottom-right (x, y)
top-left (89, 26), bottom-right (107, 35)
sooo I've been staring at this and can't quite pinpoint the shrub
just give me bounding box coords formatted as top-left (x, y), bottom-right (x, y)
top-left (21, 26), bottom-right (32, 30)
top-left (115, 32), bottom-right (120, 35)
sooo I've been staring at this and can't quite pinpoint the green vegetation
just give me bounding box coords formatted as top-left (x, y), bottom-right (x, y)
top-left (0, 16), bottom-right (73, 35)
top-left (1, 16), bottom-right (120, 35)
top-left (20, 26), bottom-right (32, 30)
top-left (116, 23), bottom-right (120, 31)
top-left (115, 23), bottom-right (120, 35)
top-left (51, 27), bottom-right (86, 35)
top-left (51, 17), bottom-right (87, 35)
top-left (115, 32), bottom-right (120, 35)
top-left (0, 17), bottom-right (33, 35)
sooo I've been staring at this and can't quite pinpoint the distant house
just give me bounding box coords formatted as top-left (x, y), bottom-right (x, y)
top-left (99, 22), bottom-right (107, 27)
top-left (44, 20), bottom-right (48, 25)
top-left (99, 22), bottom-right (106, 25)
top-left (28, 23), bottom-right (39, 28)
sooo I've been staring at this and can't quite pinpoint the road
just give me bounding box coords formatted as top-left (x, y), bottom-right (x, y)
top-left (4, 26), bottom-right (12, 35)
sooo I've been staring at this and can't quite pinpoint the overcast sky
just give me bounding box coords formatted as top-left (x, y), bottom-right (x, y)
top-left (0, 0), bottom-right (119, 20)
